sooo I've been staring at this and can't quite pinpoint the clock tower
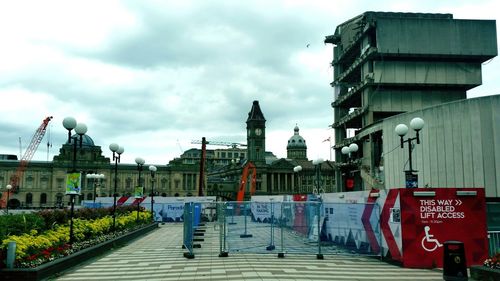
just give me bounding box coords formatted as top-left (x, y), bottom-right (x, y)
top-left (246, 100), bottom-right (266, 165)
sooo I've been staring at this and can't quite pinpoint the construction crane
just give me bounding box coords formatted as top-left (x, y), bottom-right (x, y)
top-left (192, 138), bottom-right (247, 198)
top-left (0, 116), bottom-right (53, 208)
top-left (191, 139), bottom-right (247, 149)
top-left (236, 161), bottom-right (257, 202)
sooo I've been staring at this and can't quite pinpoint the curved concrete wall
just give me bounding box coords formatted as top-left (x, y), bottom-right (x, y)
top-left (382, 95), bottom-right (500, 197)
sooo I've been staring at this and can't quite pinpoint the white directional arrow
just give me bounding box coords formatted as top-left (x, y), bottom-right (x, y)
top-left (454, 199), bottom-right (462, 206)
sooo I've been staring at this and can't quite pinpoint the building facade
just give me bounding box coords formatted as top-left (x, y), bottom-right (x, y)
top-left (325, 12), bottom-right (498, 196)
top-left (207, 101), bottom-right (336, 200)
top-left (1, 101), bottom-right (336, 208)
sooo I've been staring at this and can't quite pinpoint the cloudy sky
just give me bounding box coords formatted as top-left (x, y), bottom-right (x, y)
top-left (1, 0), bottom-right (498, 166)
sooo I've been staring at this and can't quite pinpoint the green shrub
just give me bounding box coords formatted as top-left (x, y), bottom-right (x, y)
top-left (0, 214), bottom-right (45, 242)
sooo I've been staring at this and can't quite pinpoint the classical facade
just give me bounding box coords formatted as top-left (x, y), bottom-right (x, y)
top-left (325, 12), bottom-right (498, 197)
top-left (207, 101), bottom-right (336, 200)
top-left (0, 136), bottom-right (170, 209)
top-left (1, 101), bottom-right (336, 208)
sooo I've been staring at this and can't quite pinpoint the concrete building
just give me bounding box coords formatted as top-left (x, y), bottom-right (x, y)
top-left (324, 12), bottom-right (498, 197)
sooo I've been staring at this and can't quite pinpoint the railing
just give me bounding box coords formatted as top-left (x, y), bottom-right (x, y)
top-left (488, 231), bottom-right (500, 257)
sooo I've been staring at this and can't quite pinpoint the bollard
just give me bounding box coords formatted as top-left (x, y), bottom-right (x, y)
top-left (443, 241), bottom-right (468, 281)
top-left (7, 241), bottom-right (16, 269)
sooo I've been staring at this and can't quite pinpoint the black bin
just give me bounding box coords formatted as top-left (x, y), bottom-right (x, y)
top-left (443, 241), bottom-right (468, 281)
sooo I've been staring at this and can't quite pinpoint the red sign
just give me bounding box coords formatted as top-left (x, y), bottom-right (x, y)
top-left (399, 188), bottom-right (488, 268)
top-left (346, 178), bottom-right (354, 190)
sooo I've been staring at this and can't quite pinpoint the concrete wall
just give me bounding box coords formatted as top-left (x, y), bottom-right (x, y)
top-left (373, 61), bottom-right (482, 87)
top-left (382, 95), bottom-right (500, 197)
top-left (376, 18), bottom-right (497, 58)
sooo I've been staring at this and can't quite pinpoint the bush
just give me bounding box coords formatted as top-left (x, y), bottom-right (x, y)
top-left (0, 214), bottom-right (45, 242)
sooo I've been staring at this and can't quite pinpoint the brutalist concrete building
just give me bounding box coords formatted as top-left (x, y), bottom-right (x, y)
top-left (325, 12), bottom-right (498, 197)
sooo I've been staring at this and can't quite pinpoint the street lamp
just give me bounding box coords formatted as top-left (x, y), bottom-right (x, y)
top-left (5, 184), bottom-right (12, 214)
top-left (395, 117), bottom-right (425, 188)
top-left (87, 173), bottom-right (105, 205)
top-left (312, 158), bottom-right (324, 198)
top-left (63, 116), bottom-right (87, 244)
top-left (135, 157), bottom-right (145, 222)
top-left (149, 165), bottom-right (157, 223)
top-left (109, 143), bottom-right (124, 231)
top-left (293, 165), bottom-right (302, 194)
top-left (341, 143), bottom-right (359, 191)
top-left (341, 143), bottom-right (359, 161)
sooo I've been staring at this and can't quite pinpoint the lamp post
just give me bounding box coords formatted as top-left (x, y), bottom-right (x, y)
top-left (293, 165), bottom-right (302, 194)
top-left (341, 143), bottom-right (359, 191)
top-left (149, 165), bottom-right (157, 223)
top-left (63, 116), bottom-right (87, 244)
top-left (109, 143), bottom-right (124, 231)
top-left (5, 184), bottom-right (12, 214)
top-left (395, 117), bottom-right (425, 188)
top-left (87, 173), bottom-right (105, 206)
top-left (312, 158), bottom-right (324, 198)
top-left (135, 157), bottom-right (145, 222)
top-left (341, 143), bottom-right (359, 161)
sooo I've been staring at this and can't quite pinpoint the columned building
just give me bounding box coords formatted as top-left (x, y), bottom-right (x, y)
top-left (207, 101), bottom-right (335, 200)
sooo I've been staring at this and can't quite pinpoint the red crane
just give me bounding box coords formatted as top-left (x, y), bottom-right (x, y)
top-left (236, 161), bottom-right (257, 202)
top-left (1, 116), bottom-right (53, 208)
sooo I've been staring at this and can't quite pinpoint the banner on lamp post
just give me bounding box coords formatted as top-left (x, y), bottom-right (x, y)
top-left (134, 186), bottom-right (143, 198)
top-left (66, 172), bottom-right (82, 195)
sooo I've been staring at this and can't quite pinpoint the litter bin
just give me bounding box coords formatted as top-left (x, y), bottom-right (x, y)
top-left (443, 241), bottom-right (468, 281)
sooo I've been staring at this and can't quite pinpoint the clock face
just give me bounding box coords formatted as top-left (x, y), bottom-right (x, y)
top-left (255, 128), bottom-right (262, 136)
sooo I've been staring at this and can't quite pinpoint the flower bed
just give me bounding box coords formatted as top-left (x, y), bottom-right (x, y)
top-left (0, 222), bottom-right (158, 281)
top-left (470, 253), bottom-right (500, 281)
top-left (470, 265), bottom-right (500, 281)
top-left (0, 206), bottom-right (157, 280)
top-left (1, 210), bottom-right (151, 268)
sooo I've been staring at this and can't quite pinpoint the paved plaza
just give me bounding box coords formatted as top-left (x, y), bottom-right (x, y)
top-left (52, 223), bottom-right (446, 281)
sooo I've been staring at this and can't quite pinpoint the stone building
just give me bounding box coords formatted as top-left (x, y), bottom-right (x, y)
top-left (207, 101), bottom-right (336, 200)
top-left (1, 101), bottom-right (336, 208)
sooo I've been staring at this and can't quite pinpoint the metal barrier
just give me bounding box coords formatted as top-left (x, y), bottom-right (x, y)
top-left (217, 201), bottom-right (382, 258)
top-left (182, 202), bottom-right (196, 258)
top-left (180, 200), bottom-right (382, 259)
top-left (488, 231), bottom-right (500, 257)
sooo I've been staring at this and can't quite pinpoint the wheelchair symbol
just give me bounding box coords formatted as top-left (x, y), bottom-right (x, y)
top-left (421, 225), bottom-right (443, 252)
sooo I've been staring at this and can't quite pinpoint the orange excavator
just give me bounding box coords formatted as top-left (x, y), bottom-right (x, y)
top-left (236, 161), bottom-right (257, 202)
top-left (0, 116), bottom-right (52, 208)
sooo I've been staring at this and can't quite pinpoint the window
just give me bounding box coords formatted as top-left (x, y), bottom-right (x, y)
top-left (56, 193), bottom-right (63, 207)
top-left (26, 176), bottom-right (34, 188)
top-left (26, 193), bottom-right (33, 205)
top-left (41, 176), bottom-right (48, 189)
top-left (57, 178), bottom-right (64, 189)
top-left (40, 193), bottom-right (47, 204)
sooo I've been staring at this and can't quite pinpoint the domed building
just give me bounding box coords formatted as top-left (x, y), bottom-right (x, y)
top-left (286, 125), bottom-right (307, 160)
top-left (207, 101), bottom-right (336, 200)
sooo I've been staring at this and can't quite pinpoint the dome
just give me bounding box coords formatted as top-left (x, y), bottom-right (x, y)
top-left (66, 134), bottom-right (96, 147)
top-left (287, 125), bottom-right (307, 149)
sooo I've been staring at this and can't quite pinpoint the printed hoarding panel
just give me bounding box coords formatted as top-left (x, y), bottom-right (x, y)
top-left (400, 188), bottom-right (488, 268)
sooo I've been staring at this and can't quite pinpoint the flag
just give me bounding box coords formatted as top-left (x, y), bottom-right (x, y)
top-left (322, 137), bottom-right (331, 143)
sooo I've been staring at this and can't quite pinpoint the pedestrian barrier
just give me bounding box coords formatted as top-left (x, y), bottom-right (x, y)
top-left (216, 201), bottom-right (382, 258)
